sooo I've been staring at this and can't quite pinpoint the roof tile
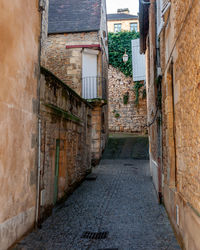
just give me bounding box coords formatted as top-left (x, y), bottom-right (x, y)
top-left (48, 0), bottom-right (102, 34)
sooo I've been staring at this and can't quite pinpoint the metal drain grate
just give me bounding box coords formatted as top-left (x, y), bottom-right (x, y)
top-left (81, 231), bottom-right (108, 239)
top-left (98, 249), bottom-right (118, 250)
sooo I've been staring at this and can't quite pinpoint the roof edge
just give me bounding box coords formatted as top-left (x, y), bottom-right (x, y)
top-left (139, 0), bottom-right (150, 54)
top-left (48, 29), bottom-right (99, 35)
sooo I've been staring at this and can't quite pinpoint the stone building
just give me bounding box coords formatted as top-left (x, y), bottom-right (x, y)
top-left (38, 68), bottom-right (92, 221)
top-left (0, 1), bottom-right (42, 249)
top-left (139, 0), bottom-right (200, 249)
top-left (108, 66), bottom-right (147, 134)
top-left (107, 9), bottom-right (139, 33)
top-left (42, 0), bottom-right (109, 165)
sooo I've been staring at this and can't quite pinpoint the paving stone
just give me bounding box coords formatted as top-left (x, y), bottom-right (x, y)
top-left (13, 159), bottom-right (180, 250)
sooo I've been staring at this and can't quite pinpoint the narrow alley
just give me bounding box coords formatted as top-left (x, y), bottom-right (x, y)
top-left (14, 135), bottom-right (180, 250)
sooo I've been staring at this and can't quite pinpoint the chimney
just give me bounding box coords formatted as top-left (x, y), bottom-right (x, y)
top-left (117, 8), bottom-right (130, 14)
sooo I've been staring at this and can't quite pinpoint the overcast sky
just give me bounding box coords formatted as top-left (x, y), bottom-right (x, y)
top-left (106, 0), bottom-right (139, 15)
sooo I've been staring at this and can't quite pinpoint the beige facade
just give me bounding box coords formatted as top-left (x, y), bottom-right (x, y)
top-left (140, 0), bottom-right (200, 249)
top-left (0, 1), bottom-right (41, 249)
top-left (107, 19), bottom-right (139, 33)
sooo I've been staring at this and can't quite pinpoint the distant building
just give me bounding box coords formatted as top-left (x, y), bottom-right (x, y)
top-left (107, 8), bottom-right (139, 33)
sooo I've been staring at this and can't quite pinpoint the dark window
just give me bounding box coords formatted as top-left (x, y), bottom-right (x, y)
top-left (114, 23), bottom-right (121, 32)
top-left (130, 23), bottom-right (138, 32)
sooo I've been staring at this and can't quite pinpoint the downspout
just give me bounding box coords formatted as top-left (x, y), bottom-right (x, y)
top-left (36, 118), bottom-right (41, 225)
top-left (35, 0), bottom-right (46, 226)
top-left (155, 0), bottom-right (163, 204)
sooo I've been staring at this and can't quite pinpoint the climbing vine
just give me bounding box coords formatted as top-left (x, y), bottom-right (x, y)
top-left (113, 109), bottom-right (120, 118)
top-left (133, 81), bottom-right (144, 106)
top-left (123, 92), bottom-right (129, 104)
top-left (108, 31), bottom-right (140, 77)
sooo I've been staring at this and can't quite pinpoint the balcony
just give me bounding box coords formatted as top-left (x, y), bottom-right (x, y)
top-left (82, 76), bottom-right (107, 100)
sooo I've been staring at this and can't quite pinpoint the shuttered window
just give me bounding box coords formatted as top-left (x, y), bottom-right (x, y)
top-left (132, 39), bottom-right (146, 81)
top-left (162, 0), bottom-right (171, 15)
top-left (157, 0), bottom-right (164, 35)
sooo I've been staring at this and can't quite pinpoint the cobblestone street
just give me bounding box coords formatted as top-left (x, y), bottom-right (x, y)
top-left (14, 136), bottom-right (180, 250)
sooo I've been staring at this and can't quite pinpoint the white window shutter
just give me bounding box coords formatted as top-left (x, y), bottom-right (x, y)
top-left (157, 0), bottom-right (164, 36)
top-left (162, 0), bottom-right (171, 15)
top-left (132, 39), bottom-right (146, 82)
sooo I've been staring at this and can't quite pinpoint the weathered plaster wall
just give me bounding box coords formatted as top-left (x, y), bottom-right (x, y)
top-left (39, 68), bottom-right (92, 219)
top-left (160, 0), bottom-right (200, 248)
top-left (107, 19), bottom-right (139, 32)
top-left (0, 1), bottom-right (41, 249)
top-left (41, 32), bottom-right (99, 95)
top-left (108, 66), bottom-right (147, 134)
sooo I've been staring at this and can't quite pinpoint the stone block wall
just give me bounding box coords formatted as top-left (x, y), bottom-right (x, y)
top-left (108, 66), bottom-right (147, 133)
top-left (159, 0), bottom-right (200, 249)
top-left (41, 32), bottom-right (99, 96)
top-left (41, 32), bottom-right (109, 165)
top-left (39, 68), bottom-right (92, 220)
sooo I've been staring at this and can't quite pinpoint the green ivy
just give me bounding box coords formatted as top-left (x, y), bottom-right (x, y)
top-left (115, 113), bottom-right (120, 118)
top-left (123, 92), bottom-right (129, 104)
top-left (108, 31), bottom-right (140, 77)
top-left (142, 88), bottom-right (146, 99)
top-left (133, 81), bottom-right (143, 106)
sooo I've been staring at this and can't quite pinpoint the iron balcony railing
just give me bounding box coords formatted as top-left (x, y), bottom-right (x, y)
top-left (82, 76), bottom-right (107, 100)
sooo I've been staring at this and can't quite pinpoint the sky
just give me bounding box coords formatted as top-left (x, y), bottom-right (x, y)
top-left (106, 0), bottom-right (139, 15)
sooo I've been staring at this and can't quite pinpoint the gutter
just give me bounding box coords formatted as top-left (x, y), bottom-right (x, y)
top-left (66, 44), bottom-right (101, 49)
top-left (35, 119), bottom-right (41, 225)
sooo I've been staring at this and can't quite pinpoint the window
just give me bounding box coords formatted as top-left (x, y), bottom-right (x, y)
top-left (130, 23), bottom-right (138, 32)
top-left (162, 0), bottom-right (171, 14)
top-left (114, 23), bottom-right (121, 32)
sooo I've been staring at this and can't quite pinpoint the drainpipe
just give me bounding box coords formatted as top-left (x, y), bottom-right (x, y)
top-left (36, 118), bottom-right (41, 225)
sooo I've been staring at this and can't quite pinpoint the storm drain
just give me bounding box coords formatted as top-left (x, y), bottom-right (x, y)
top-left (98, 248), bottom-right (118, 250)
top-left (81, 231), bottom-right (108, 239)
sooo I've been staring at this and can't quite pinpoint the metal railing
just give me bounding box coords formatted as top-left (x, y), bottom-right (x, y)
top-left (82, 76), bottom-right (106, 100)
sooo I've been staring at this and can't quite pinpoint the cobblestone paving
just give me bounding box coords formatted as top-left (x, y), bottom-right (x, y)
top-left (14, 159), bottom-right (180, 250)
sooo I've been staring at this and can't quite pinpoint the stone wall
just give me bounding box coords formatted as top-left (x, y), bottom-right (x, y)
top-left (41, 32), bottom-right (109, 165)
top-left (159, 1), bottom-right (200, 249)
top-left (108, 66), bottom-right (147, 133)
top-left (39, 68), bottom-right (92, 220)
top-left (41, 32), bottom-right (99, 95)
top-left (144, 0), bottom-right (200, 249)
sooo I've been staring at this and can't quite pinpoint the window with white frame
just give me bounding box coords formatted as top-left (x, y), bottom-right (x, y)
top-left (130, 23), bottom-right (138, 32)
top-left (114, 23), bottom-right (121, 32)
